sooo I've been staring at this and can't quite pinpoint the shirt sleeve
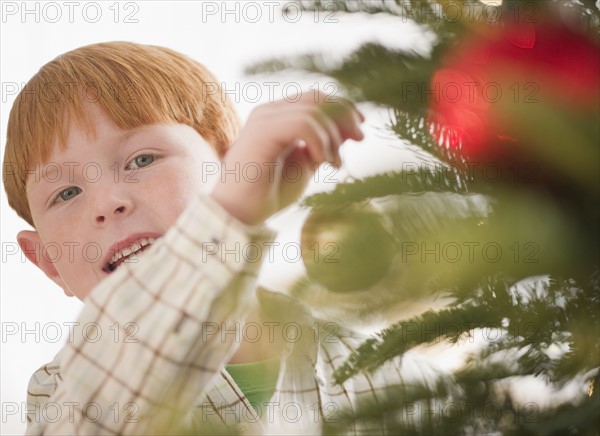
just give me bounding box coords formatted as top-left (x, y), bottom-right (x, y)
top-left (25, 193), bottom-right (276, 435)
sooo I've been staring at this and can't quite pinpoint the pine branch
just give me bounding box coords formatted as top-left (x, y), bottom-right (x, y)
top-left (247, 43), bottom-right (444, 113)
top-left (453, 275), bottom-right (599, 383)
top-left (516, 391), bottom-right (600, 436)
top-left (291, 0), bottom-right (439, 20)
top-left (333, 304), bottom-right (500, 384)
top-left (331, 273), bottom-right (595, 385)
top-left (302, 170), bottom-right (469, 207)
top-left (554, 272), bottom-right (600, 379)
top-left (291, 0), bottom-right (475, 34)
top-left (391, 110), bottom-right (471, 174)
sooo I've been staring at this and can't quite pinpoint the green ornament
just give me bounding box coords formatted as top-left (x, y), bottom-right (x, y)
top-left (301, 203), bottom-right (396, 293)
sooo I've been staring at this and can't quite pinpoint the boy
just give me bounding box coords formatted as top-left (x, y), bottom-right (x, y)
top-left (3, 42), bottom-right (440, 434)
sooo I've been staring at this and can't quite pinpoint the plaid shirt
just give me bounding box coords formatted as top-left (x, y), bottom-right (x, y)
top-left (25, 194), bottom-right (449, 435)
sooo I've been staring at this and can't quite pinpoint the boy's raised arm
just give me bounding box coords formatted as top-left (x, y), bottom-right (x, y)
top-left (211, 91), bottom-right (364, 225)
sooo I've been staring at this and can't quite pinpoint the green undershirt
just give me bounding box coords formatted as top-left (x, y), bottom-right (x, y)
top-left (225, 358), bottom-right (280, 412)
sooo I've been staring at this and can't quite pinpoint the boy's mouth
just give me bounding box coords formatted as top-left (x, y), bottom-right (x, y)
top-left (102, 234), bottom-right (161, 273)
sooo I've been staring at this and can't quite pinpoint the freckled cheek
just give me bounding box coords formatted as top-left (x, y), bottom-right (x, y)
top-left (144, 168), bottom-right (199, 224)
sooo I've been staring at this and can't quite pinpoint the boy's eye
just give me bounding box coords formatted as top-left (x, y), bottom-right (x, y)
top-left (127, 154), bottom-right (156, 170)
top-left (56, 187), bottom-right (82, 203)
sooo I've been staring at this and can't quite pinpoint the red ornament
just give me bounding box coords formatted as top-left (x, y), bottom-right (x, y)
top-left (429, 16), bottom-right (599, 174)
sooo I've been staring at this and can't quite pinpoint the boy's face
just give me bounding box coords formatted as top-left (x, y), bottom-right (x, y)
top-left (18, 103), bottom-right (220, 300)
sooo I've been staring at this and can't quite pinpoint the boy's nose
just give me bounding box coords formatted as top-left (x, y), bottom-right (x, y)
top-left (93, 193), bottom-right (133, 225)
top-left (95, 205), bottom-right (127, 224)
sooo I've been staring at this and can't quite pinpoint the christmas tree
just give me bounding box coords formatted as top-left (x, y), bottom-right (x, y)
top-left (249, 0), bottom-right (600, 434)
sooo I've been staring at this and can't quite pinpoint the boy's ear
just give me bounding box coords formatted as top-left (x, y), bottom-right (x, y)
top-left (17, 230), bottom-right (72, 296)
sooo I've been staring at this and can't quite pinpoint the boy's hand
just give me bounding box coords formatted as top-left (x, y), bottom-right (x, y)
top-left (211, 91), bottom-right (365, 225)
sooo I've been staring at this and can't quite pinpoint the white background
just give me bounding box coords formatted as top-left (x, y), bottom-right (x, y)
top-left (0, 1), bottom-right (436, 434)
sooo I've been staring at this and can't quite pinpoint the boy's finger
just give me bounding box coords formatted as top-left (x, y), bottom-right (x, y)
top-left (322, 108), bottom-right (363, 142)
top-left (313, 111), bottom-right (343, 167)
top-left (318, 98), bottom-right (364, 141)
top-left (296, 116), bottom-right (330, 164)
